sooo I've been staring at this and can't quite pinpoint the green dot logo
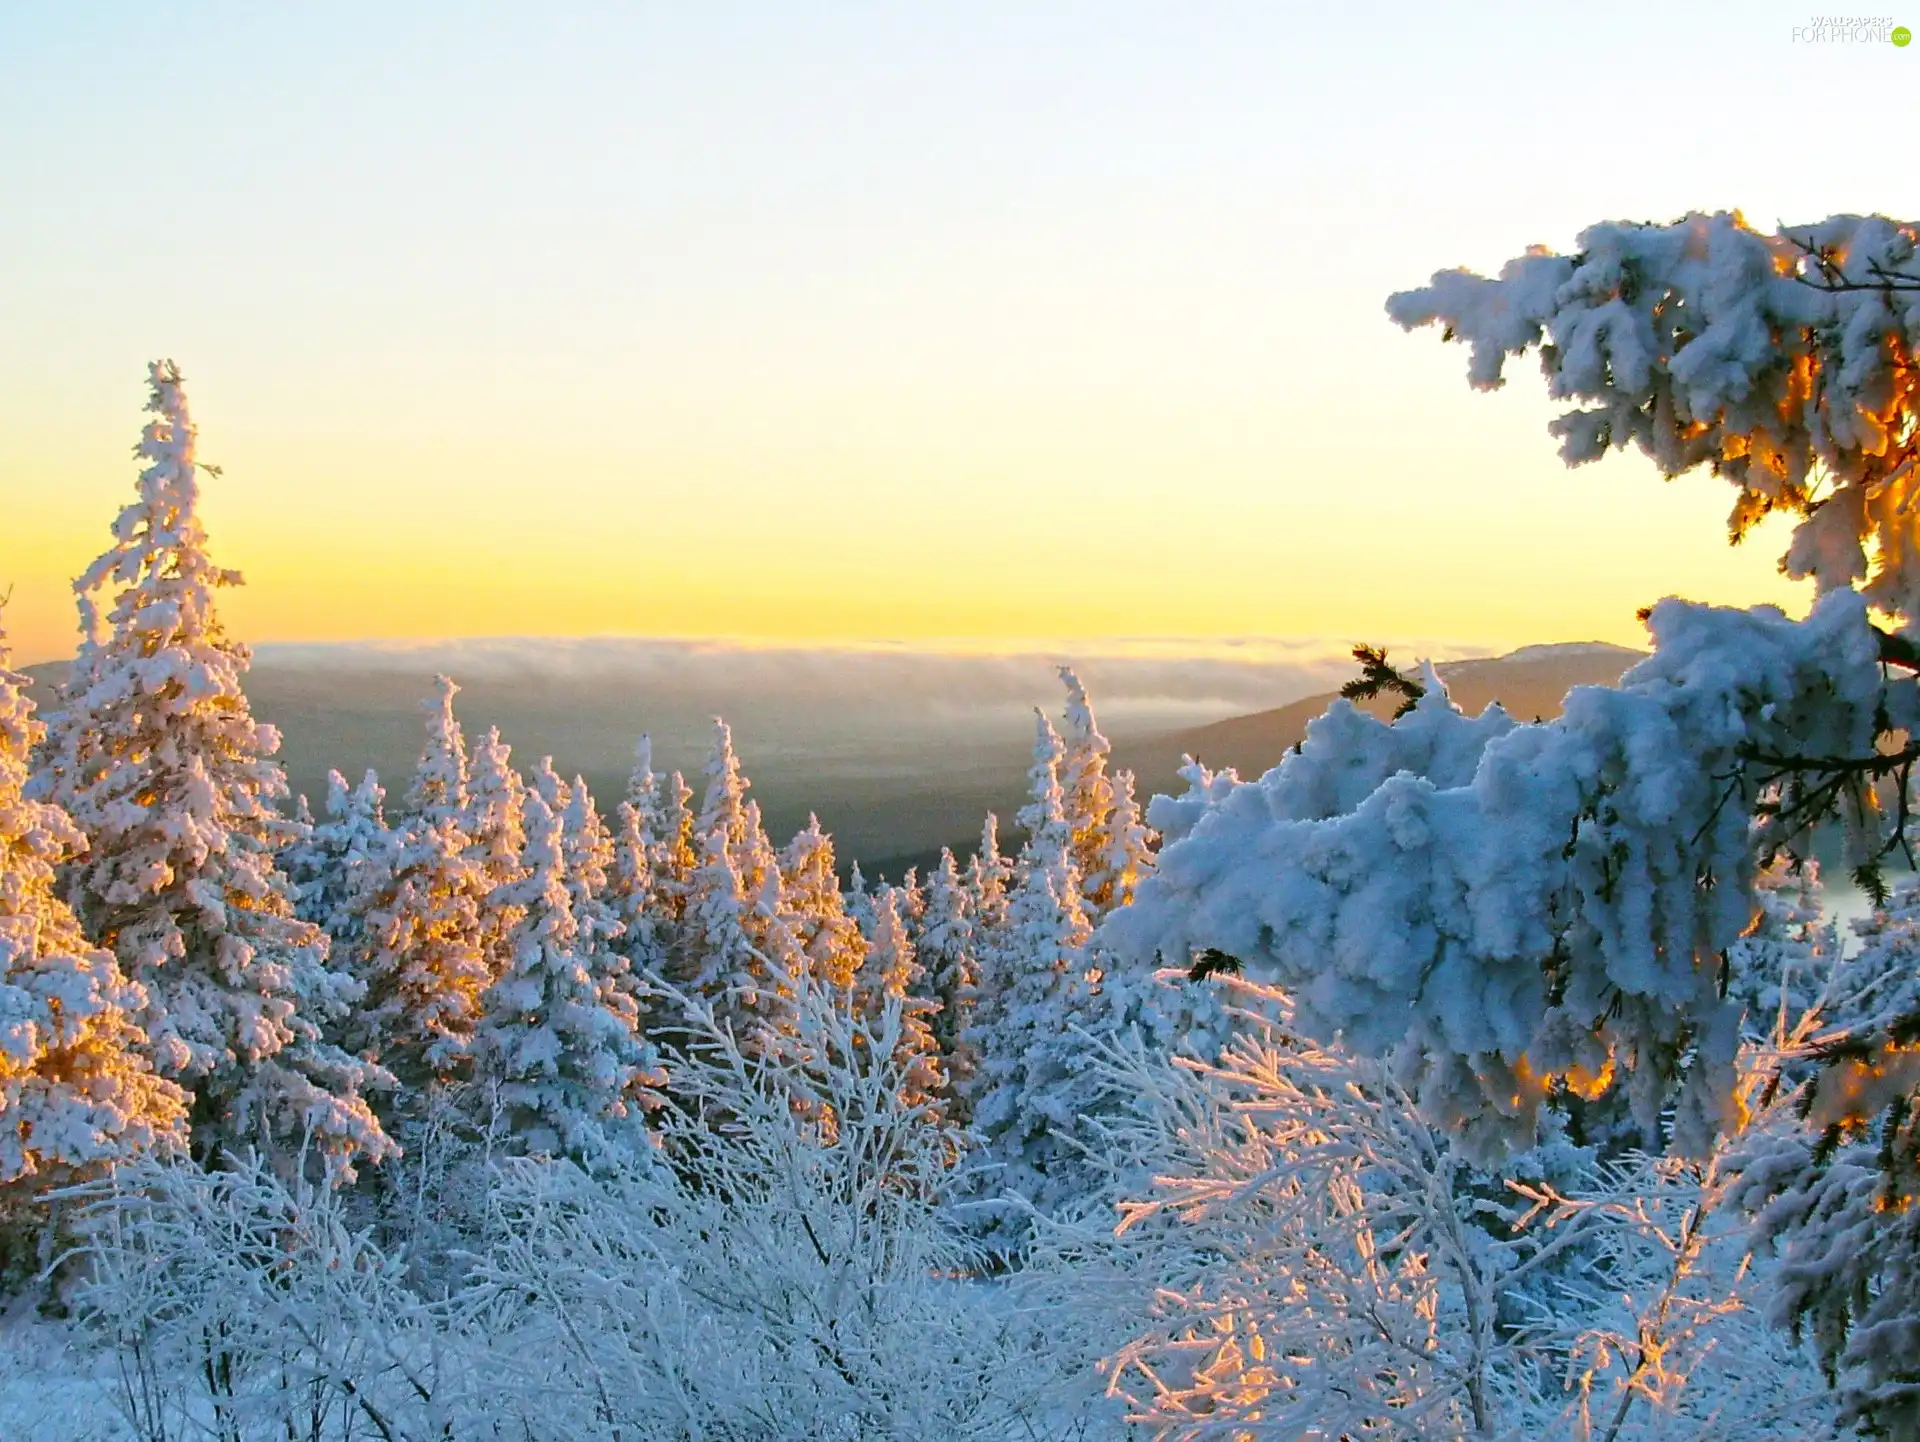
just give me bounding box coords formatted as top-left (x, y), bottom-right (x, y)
top-left (1895, 24), bottom-right (1912, 44)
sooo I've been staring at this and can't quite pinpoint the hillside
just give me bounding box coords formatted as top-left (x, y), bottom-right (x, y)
top-left (1111, 641), bottom-right (1647, 797)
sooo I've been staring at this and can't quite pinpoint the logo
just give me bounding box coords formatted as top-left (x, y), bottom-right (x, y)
top-left (1790, 13), bottom-right (1908, 40)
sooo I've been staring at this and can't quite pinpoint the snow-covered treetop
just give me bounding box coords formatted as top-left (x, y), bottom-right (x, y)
top-left (1389, 212), bottom-right (1920, 628)
top-left (698, 718), bottom-right (751, 854)
top-left (464, 725), bottom-right (525, 870)
top-left (76, 359), bottom-right (243, 620)
top-left (405, 675), bottom-right (469, 825)
top-left (1017, 712), bottom-right (1071, 849)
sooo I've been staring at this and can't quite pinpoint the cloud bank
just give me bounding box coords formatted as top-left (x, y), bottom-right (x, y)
top-left (252, 633), bottom-right (1507, 721)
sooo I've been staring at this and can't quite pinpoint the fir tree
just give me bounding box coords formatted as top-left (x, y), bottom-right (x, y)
top-left (36, 361), bottom-right (390, 1171)
top-left (779, 815), bottom-right (864, 991)
top-left (844, 860), bottom-right (877, 940)
top-left (355, 812), bottom-right (493, 1095)
top-left (609, 737), bottom-right (676, 986)
top-left (282, 769), bottom-right (392, 963)
top-left (969, 714), bottom-right (1098, 1228)
top-left (1054, 666), bottom-right (1155, 917)
top-left (529, 755), bottom-right (570, 815)
top-left (404, 675), bottom-right (469, 828)
top-left (472, 791), bottom-right (654, 1156)
top-left (463, 725), bottom-right (527, 891)
top-left (0, 614), bottom-right (185, 1193)
top-left (462, 723), bottom-right (528, 979)
top-left (917, 848), bottom-right (977, 1111)
top-left (679, 826), bottom-right (800, 1060)
top-left (854, 885), bottom-right (944, 1114)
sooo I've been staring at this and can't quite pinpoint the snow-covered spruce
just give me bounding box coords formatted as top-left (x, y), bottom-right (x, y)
top-left (0, 611), bottom-right (184, 1198)
top-left (35, 362), bottom-right (390, 1172)
top-left (779, 813), bottom-right (864, 991)
top-left (854, 883), bottom-right (944, 1115)
top-left (471, 790), bottom-right (657, 1157)
top-left (967, 712), bottom-right (1105, 1235)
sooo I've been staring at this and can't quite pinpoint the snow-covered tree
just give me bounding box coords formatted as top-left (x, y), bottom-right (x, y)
top-left (678, 826), bottom-right (800, 1061)
top-left (461, 724), bottom-right (527, 979)
top-left (1727, 856), bottom-right (1840, 1048)
top-left (696, 720), bottom-right (749, 848)
top-left (282, 769), bottom-right (393, 968)
top-left (1054, 666), bottom-right (1156, 917)
top-left (608, 736), bottom-right (664, 965)
top-left (471, 791), bottom-right (654, 1156)
top-left (1387, 212), bottom-right (1920, 629)
top-left (844, 860), bottom-right (877, 939)
top-left (557, 777), bottom-right (617, 943)
top-left (969, 713), bottom-right (1102, 1231)
top-left (1095, 213), bottom-right (1920, 1420)
top-left (355, 813), bottom-right (493, 1095)
top-left (778, 814), bottom-right (863, 991)
top-left (917, 848), bottom-right (977, 1108)
top-left (528, 755), bottom-right (569, 815)
top-left (0, 618), bottom-right (184, 1196)
top-left (463, 725), bottom-right (526, 889)
top-left (855, 885), bottom-right (944, 1114)
top-left (36, 361), bottom-right (390, 1171)
top-left (403, 675), bottom-right (469, 828)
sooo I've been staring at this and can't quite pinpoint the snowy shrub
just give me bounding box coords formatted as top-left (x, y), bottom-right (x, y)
top-left (467, 978), bottom-right (1102, 1441)
top-left (1053, 981), bottom-right (1836, 1440)
top-left (65, 1151), bottom-right (472, 1442)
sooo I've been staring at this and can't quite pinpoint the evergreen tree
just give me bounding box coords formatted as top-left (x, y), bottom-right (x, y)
top-left (462, 724), bottom-right (528, 977)
top-left (36, 361), bottom-right (390, 1171)
top-left (529, 755), bottom-right (570, 815)
top-left (679, 824), bottom-right (801, 1060)
top-left (844, 860), bottom-right (877, 939)
top-left (778, 815), bottom-right (864, 991)
top-left (463, 725), bottom-right (527, 891)
top-left (1054, 666), bottom-right (1154, 916)
top-left (282, 769), bottom-right (392, 964)
top-left (969, 714), bottom-right (1099, 1229)
top-left (854, 885), bottom-right (944, 1114)
top-left (472, 791), bottom-right (653, 1156)
top-left (356, 812), bottom-right (493, 1095)
top-left (0, 616), bottom-right (184, 1193)
top-left (958, 814), bottom-right (1012, 1113)
top-left (697, 719), bottom-right (752, 856)
top-left (917, 848), bottom-right (977, 1111)
top-left (404, 675), bottom-right (469, 828)
top-left (609, 737), bottom-right (675, 982)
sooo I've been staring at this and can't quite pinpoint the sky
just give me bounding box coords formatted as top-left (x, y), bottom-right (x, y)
top-left (3, 1), bottom-right (1914, 665)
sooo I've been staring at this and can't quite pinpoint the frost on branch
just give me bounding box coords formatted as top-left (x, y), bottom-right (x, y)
top-left (1104, 590), bottom-right (1893, 1160)
top-left (1388, 212), bottom-right (1920, 629)
top-left (1067, 983), bottom-right (1835, 1439)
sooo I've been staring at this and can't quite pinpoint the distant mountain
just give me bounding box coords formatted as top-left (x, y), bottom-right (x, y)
top-left (1111, 641), bottom-right (1646, 798)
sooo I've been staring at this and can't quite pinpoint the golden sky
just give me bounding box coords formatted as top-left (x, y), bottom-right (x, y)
top-left (3, 2), bottom-right (1899, 665)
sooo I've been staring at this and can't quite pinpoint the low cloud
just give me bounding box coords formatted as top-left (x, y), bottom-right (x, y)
top-left (253, 633), bottom-right (1503, 719)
